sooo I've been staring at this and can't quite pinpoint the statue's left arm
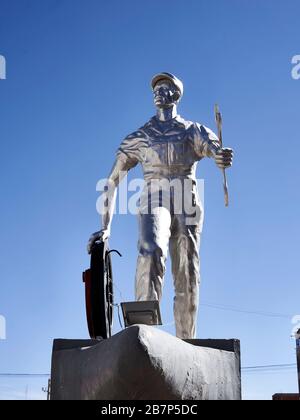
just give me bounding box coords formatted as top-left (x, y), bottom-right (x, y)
top-left (192, 123), bottom-right (233, 169)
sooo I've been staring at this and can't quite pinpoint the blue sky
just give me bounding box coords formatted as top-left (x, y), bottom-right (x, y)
top-left (0, 0), bottom-right (299, 400)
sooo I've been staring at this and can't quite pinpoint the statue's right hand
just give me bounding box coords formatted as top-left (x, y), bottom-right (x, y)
top-left (87, 229), bottom-right (110, 254)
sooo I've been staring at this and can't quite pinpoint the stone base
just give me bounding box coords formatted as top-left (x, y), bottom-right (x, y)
top-left (50, 325), bottom-right (241, 400)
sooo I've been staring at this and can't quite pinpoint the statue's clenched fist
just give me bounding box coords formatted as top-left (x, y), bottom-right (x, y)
top-left (214, 148), bottom-right (234, 169)
top-left (87, 229), bottom-right (110, 254)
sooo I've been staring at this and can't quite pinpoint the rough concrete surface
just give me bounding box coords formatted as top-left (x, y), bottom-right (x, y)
top-left (50, 325), bottom-right (241, 400)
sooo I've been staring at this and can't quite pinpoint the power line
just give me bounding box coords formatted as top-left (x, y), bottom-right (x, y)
top-left (0, 374), bottom-right (50, 378)
top-left (242, 363), bottom-right (296, 371)
top-left (0, 364), bottom-right (297, 377)
top-left (200, 301), bottom-right (293, 319)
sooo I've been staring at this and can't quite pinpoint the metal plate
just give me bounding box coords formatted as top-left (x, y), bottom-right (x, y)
top-left (121, 301), bottom-right (162, 328)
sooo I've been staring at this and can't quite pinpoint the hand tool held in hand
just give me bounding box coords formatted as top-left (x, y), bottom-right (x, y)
top-left (214, 104), bottom-right (229, 207)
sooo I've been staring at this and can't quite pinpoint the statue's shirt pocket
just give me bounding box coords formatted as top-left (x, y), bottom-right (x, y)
top-left (168, 141), bottom-right (186, 166)
top-left (146, 140), bottom-right (187, 167)
top-left (147, 142), bottom-right (168, 167)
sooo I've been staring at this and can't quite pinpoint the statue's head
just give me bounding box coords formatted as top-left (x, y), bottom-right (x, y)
top-left (151, 72), bottom-right (183, 109)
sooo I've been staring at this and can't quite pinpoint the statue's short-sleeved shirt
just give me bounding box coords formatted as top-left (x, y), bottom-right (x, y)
top-left (116, 115), bottom-right (220, 182)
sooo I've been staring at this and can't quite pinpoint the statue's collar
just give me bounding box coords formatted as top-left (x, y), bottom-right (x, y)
top-left (150, 114), bottom-right (186, 128)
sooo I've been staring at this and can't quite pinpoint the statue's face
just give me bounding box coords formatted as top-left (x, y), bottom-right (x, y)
top-left (153, 80), bottom-right (179, 108)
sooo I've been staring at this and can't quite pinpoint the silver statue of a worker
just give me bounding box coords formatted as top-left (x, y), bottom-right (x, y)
top-left (88, 73), bottom-right (233, 339)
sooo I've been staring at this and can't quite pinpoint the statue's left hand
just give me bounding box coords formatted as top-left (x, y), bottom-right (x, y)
top-left (215, 148), bottom-right (234, 169)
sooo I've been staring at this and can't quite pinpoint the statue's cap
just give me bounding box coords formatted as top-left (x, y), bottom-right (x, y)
top-left (151, 72), bottom-right (184, 96)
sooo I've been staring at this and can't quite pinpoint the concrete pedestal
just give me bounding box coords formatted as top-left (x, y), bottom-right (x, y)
top-left (50, 325), bottom-right (241, 400)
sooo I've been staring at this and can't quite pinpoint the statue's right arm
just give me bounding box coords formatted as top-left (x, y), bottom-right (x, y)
top-left (87, 156), bottom-right (133, 253)
top-left (87, 129), bottom-right (146, 253)
top-left (101, 156), bottom-right (131, 235)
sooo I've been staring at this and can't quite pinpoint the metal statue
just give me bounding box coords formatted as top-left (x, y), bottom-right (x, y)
top-left (88, 73), bottom-right (233, 339)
